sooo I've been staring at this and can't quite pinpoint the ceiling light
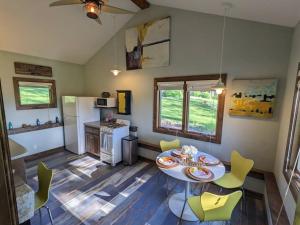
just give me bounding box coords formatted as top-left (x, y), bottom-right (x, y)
top-left (214, 79), bottom-right (226, 95)
top-left (111, 69), bottom-right (121, 76)
top-left (213, 2), bottom-right (232, 95)
top-left (85, 2), bottom-right (100, 19)
top-left (111, 15), bottom-right (121, 76)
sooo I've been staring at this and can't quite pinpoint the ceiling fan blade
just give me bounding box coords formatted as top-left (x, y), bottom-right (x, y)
top-left (102, 5), bottom-right (135, 14)
top-left (50, 0), bottom-right (83, 7)
top-left (95, 17), bottom-right (102, 25)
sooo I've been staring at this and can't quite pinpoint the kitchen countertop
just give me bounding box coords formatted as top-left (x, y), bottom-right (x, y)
top-left (85, 121), bottom-right (101, 129)
top-left (9, 139), bottom-right (27, 160)
top-left (85, 121), bottom-right (128, 129)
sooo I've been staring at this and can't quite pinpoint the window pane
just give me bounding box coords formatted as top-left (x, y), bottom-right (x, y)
top-left (188, 90), bottom-right (218, 135)
top-left (160, 90), bottom-right (183, 130)
top-left (19, 86), bottom-right (51, 105)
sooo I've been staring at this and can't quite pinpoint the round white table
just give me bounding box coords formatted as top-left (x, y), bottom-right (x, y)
top-left (157, 150), bottom-right (225, 221)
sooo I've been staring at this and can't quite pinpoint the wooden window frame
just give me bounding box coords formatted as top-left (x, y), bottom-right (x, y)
top-left (283, 75), bottom-right (300, 200)
top-left (153, 74), bottom-right (227, 144)
top-left (13, 77), bottom-right (57, 110)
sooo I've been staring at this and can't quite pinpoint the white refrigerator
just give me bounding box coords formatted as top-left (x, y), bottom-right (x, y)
top-left (62, 96), bottom-right (99, 155)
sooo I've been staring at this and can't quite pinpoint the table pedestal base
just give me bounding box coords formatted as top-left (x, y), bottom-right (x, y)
top-left (168, 192), bottom-right (199, 222)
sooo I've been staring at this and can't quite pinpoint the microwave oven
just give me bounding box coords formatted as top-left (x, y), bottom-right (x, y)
top-left (96, 97), bottom-right (116, 108)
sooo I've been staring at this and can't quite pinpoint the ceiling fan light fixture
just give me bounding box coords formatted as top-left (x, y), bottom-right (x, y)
top-left (85, 2), bottom-right (100, 19)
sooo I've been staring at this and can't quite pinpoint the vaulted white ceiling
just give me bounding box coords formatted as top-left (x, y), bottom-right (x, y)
top-left (1, 0), bottom-right (300, 65)
top-left (0, 0), bottom-right (139, 65)
top-left (150, 0), bottom-right (300, 28)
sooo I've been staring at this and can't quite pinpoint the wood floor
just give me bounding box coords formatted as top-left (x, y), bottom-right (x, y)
top-left (26, 151), bottom-right (267, 225)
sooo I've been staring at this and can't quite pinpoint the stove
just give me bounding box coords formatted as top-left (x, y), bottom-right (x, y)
top-left (99, 120), bottom-right (130, 166)
top-left (100, 121), bottom-right (127, 133)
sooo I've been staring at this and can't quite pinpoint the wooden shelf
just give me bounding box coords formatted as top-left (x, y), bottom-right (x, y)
top-left (8, 123), bottom-right (63, 135)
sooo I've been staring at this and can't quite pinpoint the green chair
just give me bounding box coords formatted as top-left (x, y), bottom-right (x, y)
top-left (185, 191), bottom-right (242, 224)
top-left (34, 162), bottom-right (54, 225)
top-left (159, 139), bottom-right (181, 195)
top-left (213, 150), bottom-right (254, 212)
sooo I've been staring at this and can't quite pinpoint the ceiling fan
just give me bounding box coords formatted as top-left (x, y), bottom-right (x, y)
top-left (49, 0), bottom-right (134, 24)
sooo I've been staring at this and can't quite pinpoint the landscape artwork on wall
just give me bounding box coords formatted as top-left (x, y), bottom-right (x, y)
top-left (125, 17), bottom-right (170, 70)
top-left (229, 79), bottom-right (278, 119)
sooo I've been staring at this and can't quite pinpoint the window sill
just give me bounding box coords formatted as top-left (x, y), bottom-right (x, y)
top-left (153, 127), bottom-right (221, 144)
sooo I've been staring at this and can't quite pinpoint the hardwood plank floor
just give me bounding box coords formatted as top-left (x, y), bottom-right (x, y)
top-left (26, 151), bottom-right (267, 225)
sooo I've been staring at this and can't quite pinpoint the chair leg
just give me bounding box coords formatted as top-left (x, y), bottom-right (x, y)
top-left (39, 208), bottom-right (42, 224)
top-left (242, 187), bottom-right (247, 215)
top-left (166, 176), bottom-right (169, 196)
top-left (177, 199), bottom-right (187, 225)
top-left (44, 206), bottom-right (54, 225)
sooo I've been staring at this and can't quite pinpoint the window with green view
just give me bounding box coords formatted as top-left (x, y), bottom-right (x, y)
top-left (154, 75), bottom-right (226, 144)
top-left (160, 90), bottom-right (183, 130)
top-left (188, 90), bottom-right (218, 135)
top-left (19, 86), bottom-right (51, 105)
top-left (13, 77), bottom-right (57, 110)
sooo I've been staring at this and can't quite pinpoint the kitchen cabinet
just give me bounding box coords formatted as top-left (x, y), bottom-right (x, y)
top-left (85, 125), bottom-right (100, 156)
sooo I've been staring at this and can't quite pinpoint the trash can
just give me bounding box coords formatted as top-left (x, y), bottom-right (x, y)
top-left (122, 136), bottom-right (138, 165)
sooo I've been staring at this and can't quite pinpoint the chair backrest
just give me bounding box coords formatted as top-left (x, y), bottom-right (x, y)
top-left (200, 191), bottom-right (242, 221)
top-left (231, 150), bottom-right (254, 182)
top-left (160, 139), bottom-right (181, 152)
top-left (36, 162), bottom-right (53, 203)
top-left (224, 191), bottom-right (243, 218)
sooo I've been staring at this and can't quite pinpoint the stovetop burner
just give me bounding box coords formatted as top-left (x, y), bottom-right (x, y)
top-left (100, 121), bottom-right (126, 129)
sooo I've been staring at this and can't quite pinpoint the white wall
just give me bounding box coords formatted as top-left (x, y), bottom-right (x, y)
top-left (9, 127), bottom-right (64, 157)
top-left (84, 5), bottom-right (292, 172)
top-left (0, 50), bottom-right (84, 155)
top-left (273, 22), bottom-right (300, 224)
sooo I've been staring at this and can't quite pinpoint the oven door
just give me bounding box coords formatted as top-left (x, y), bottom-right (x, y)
top-left (100, 132), bottom-right (113, 155)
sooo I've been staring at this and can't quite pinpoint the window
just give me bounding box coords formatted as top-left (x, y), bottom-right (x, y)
top-left (13, 77), bottom-right (57, 110)
top-left (153, 74), bottom-right (226, 144)
top-left (283, 75), bottom-right (300, 199)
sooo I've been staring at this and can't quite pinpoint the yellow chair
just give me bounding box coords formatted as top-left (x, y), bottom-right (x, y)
top-left (34, 162), bottom-right (54, 225)
top-left (185, 191), bottom-right (242, 224)
top-left (160, 139), bottom-right (181, 152)
top-left (213, 150), bottom-right (254, 212)
top-left (159, 139), bottom-right (181, 195)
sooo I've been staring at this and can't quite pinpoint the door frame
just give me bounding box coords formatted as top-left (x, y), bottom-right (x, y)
top-left (0, 80), bottom-right (19, 225)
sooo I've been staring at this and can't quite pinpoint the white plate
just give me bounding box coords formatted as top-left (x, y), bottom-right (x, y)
top-left (158, 157), bottom-right (176, 166)
top-left (199, 155), bottom-right (219, 165)
top-left (189, 167), bottom-right (211, 179)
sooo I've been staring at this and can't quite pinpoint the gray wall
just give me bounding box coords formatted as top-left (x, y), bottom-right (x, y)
top-left (84, 5), bottom-right (292, 172)
top-left (0, 50), bottom-right (85, 155)
top-left (274, 22), bottom-right (300, 224)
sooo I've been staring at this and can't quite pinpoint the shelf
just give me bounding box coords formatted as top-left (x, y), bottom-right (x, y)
top-left (8, 123), bottom-right (63, 135)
